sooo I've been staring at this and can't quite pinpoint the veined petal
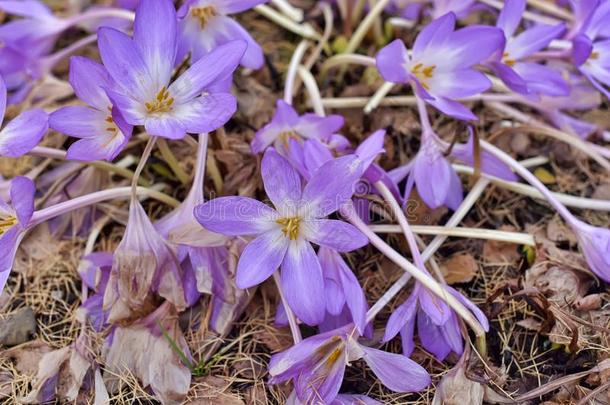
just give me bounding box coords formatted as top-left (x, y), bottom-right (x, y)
top-left (104, 88), bottom-right (146, 125)
top-left (433, 26), bottom-right (505, 69)
top-left (412, 145), bottom-right (451, 209)
top-left (144, 115), bottom-right (186, 140)
top-left (194, 196), bottom-right (279, 236)
top-left (69, 56), bottom-right (113, 110)
top-left (428, 69), bottom-right (491, 99)
top-left (303, 219), bottom-right (368, 252)
top-left (383, 291), bottom-right (417, 342)
top-left (281, 239), bottom-right (325, 325)
top-left (0, 226), bottom-right (24, 279)
top-left (496, 0), bottom-right (525, 37)
top-left (376, 39), bottom-right (409, 83)
top-left (413, 12), bottom-right (456, 56)
top-left (172, 93), bottom-right (237, 134)
top-left (513, 62), bottom-right (570, 97)
top-left (133, 0), bottom-right (177, 90)
top-left (360, 346), bottom-right (431, 392)
top-left (508, 23), bottom-right (566, 60)
top-left (417, 309), bottom-right (452, 361)
top-left (293, 113), bottom-right (344, 142)
top-left (49, 106), bottom-right (108, 139)
top-left (66, 133), bottom-right (129, 162)
top-left (426, 96), bottom-right (477, 121)
top-left (236, 229), bottom-right (288, 288)
top-left (295, 347), bottom-right (346, 404)
top-left (268, 333), bottom-right (332, 380)
top-left (489, 61), bottom-right (529, 95)
top-left (11, 176), bottom-right (35, 224)
top-left (261, 148), bottom-right (302, 215)
top-left (0, 109), bottom-right (48, 157)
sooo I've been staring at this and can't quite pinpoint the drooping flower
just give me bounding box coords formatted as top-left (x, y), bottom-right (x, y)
top-left (98, 0), bottom-right (246, 139)
top-left (178, 0), bottom-right (268, 69)
top-left (376, 12), bottom-right (505, 120)
top-left (572, 219), bottom-right (610, 282)
top-left (0, 176), bottom-right (35, 292)
top-left (49, 57), bottom-right (133, 161)
top-left (76, 252), bottom-right (113, 331)
top-left (195, 148), bottom-right (368, 325)
top-left (488, 0), bottom-right (568, 97)
top-left (269, 326), bottom-right (431, 404)
top-left (383, 283), bottom-right (489, 361)
top-left (0, 75), bottom-right (49, 157)
top-left (251, 99), bottom-right (345, 154)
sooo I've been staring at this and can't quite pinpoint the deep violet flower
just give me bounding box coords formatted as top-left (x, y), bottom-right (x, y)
top-left (49, 57), bottom-right (133, 161)
top-left (0, 75), bottom-right (48, 157)
top-left (488, 0), bottom-right (568, 97)
top-left (268, 326), bottom-right (431, 404)
top-left (286, 390), bottom-right (382, 405)
top-left (572, 219), bottom-right (610, 282)
top-left (251, 99), bottom-right (345, 154)
top-left (0, 176), bottom-right (35, 292)
top-left (376, 12), bottom-right (504, 120)
top-left (383, 283), bottom-right (489, 361)
top-left (97, 0), bottom-right (246, 139)
top-left (177, 0), bottom-right (268, 69)
top-left (195, 148), bottom-right (368, 325)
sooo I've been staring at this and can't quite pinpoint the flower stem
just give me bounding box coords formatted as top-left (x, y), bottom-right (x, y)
top-left (478, 0), bottom-right (562, 25)
top-left (157, 139), bottom-right (190, 185)
top-left (297, 66), bottom-right (325, 116)
top-left (364, 82), bottom-right (395, 114)
top-left (270, 0), bottom-right (304, 22)
top-left (284, 41), bottom-right (310, 104)
top-left (254, 5), bottom-right (320, 40)
top-left (131, 137), bottom-right (157, 198)
top-left (273, 272), bottom-right (302, 344)
top-left (345, 0), bottom-right (390, 54)
top-left (320, 54), bottom-right (376, 75)
top-left (41, 34), bottom-right (97, 73)
top-left (317, 93), bottom-right (519, 109)
top-left (66, 8), bottom-right (135, 26)
top-left (526, 0), bottom-right (573, 20)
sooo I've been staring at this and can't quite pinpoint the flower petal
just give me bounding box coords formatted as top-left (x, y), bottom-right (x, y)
top-left (513, 62), bottom-right (570, 97)
top-left (383, 292), bottom-right (418, 342)
top-left (0, 75), bottom-right (6, 123)
top-left (261, 148), bottom-right (302, 215)
top-left (69, 56), bottom-right (113, 110)
top-left (281, 239), bottom-right (325, 325)
top-left (508, 23), bottom-right (566, 60)
top-left (417, 309), bottom-right (452, 361)
top-left (303, 219), bottom-right (368, 252)
top-left (0, 109), bottom-right (48, 157)
top-left (376, 39), bottom-right (409, 83)
top-left (413, 12), bottom-right (456, 56)
top-left (173, 93), bottom-right (237, 134)
top-left (144, 115), bottom-right (187, 140)
top-left (204, 17), bottom-right (263, 69)
top-left (217, 0), bottom-right (267, 14)
top-left (293, 113), bottom-right (344, 142)
top-left (194, 196), bottom-right (279, 236)
top-left (236, 229), bottom-right (288, 288)
top-left (496, 0), bottom-right (525, 37)
top-left (426, 96), bottom-right (477, 121)
top-left (11, 176), bottom-right (35, 224)
top-left (428, 69), bottom-right (491, 99)
top-left (360, 345), bottom-right (431, 392)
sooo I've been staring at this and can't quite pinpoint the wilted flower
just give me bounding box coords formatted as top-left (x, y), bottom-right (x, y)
top-left (376, 12), bottom-right (504, 120)
top-left (0, 176), bottom-right (35, 291)
top-left (76, 252), bottom-right (113, 331)
top-left (488, 0), bottom-right (568, 97)
top-left (195, 148), bottom-right (367, 325)
top-left (49, 57), bottom-right (132, 161)
top-left (572, 219), bottom-right (610, 282)
top-left (269, 326), bottom-right (431, 404)
top-left (0, 75), bottom-right (48, 157)
top-left (98, 0), bottom-right (246, 139)
top-left (383, 283), bottom-right (489, 361)
top-left (178, 0), bottom-right (268, 69)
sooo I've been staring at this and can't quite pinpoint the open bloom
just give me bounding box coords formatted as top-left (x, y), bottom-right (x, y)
top-left (195, 148), bottom-right (367, 325)
top-left (98, 0), bottom-right (246, 139)
top-left (178, 0), bottom-right (268, 69)
top-left (251, 99), bottom-right (345, 154)
top-left (0, 75), bottom-right (48, 157)
top-left (0, 176), bottom-right (35, 291)
top-left (572, 219), bottom-right (610, 282)
top-left (376, 12), bottom-right (504, 120)
top-left (488, 0), bottom-right (568, 97)
top-left (383, 284), bottom-right (489, 361)
top-left (49, 57), bottom-right (132, 161)
top-left (269, 326), bottom-right (430, 404)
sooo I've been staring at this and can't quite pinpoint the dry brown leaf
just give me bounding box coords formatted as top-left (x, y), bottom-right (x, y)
top-left (483, 225), bottom-right (522, 263)
top-left (573, 294), bottom-right (603, 311)
top-left (441, 253), bottom-right (479, 284)
top-left (432, 363), bottom-right (484, 405)
top-left (1, 340), bottom-right (52, 375)
top-left (525, 264), bottom-right (590, 304)
top-left (546, 216), bottom-right (578, 246)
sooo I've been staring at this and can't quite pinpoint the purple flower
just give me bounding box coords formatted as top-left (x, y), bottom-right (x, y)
top-left (269, 326), bottom-right (431, 403)
top-left (376, 12), bottom-right (504, 120)
top-left (488, 0), bottom-right (568, 97)
top-left (286, 390), bottom-right (382, 405)
top-left (0, 176), bottom-right (35, 291)
top-left (76, 252), bottom-right (112, 331)
top-left (252, 99), bottom-right (345, 154)
top-left (383, 284), bottom-right (489, 361)
top-left (195, 148), bottom-right (367, 325)
top-left (49, 57), bottom-right (132, 161)
top-left (97, 0), bottom-right (246, 139)
top-left (0, 75), bottom-right (48, 157)
top-left (572, 219), bottom-right (610, 282)
top-left (177, 0), bottom-right (268, 69)
top-left (430, 0), bottom-right (476, 19)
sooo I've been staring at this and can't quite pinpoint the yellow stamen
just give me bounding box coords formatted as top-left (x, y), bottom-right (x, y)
top-left (410, 62), bottom-right (436, 90)
top-left (0, 216), bottom-right (17, 236)
top-left (502, 52), bottom-right (516, 67)
top-left (146, 87), bottom-right (175, 114)
top-left (278, 130), bottom-right (301, 148)
top-left (276, 216), bottom-right (302, 240)
top-left (191, 6), bottom-right (218, 29)
top-left (590, 51), bottom-right (599, 60)
top-left (326, 348), bottom-right (342, 365)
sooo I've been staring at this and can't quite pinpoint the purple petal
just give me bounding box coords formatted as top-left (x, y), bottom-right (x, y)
top-left (281, 239), bottom-right (325, 325)
top-left (0, 0), bottom-right (52, 17)
top-left (11, 176), bottom-right (35, 224)
top-left (268, 333), bottom-right (331, 380)
top-left (103, 88), bottom-right (145, 125)
top-left (217, 0), bottom-right (268, 14)
top-left (355, 129), bottom-right (386, 170)
top-left (444, 167), bottom-right (464, 211)
top-left (413, 12), bottom-right (456, 56)
top-left (429, 69), bottom-right (491, 99)
top-left (194, 196), bottom-right (279, 236)
top-left (426, 96), bottom-right (477, 121)
top-left (332, 394), bottom-right (382, 405)
top-left (418, 286), bottom-right (451, 325)
top-left (360, 345), bottom-right (431, 392)
top-left (262, 148), bottom-right (302, 215)
top-left (440, 25), bottom-right (506, 69)
top-left (572, 34), bottom-right (593, 66)
top-left (49, 106), bottom-right (108, 138)
top-left (383, 291), bottom-right (417, 342)
top-left (303, 139), bottom-right (333, 175)
top-left (69, 56), bottom-right (113, 110)
top-left (496, 0), bottom-right (525, 37)
top-left (0, 75), bottom-right (6, 123)
top-left (400, 318), bottom-right (416, 356)
top-left (417, 309), bottom-right (452, 361)
top-left (303, 219), bottom-right (368, 252)
top-left (0, 226), bottom-right (23, 278)
top-left (447, 286), bottom-right (489, 331)
top-left (513, 62), bottom-right (570, 97)
top-left (489, 61), bottom-right (529, 95)
top-left (295, 350), bottom-right (346, 404)
top-left (144, 115), bottom-right (187, 140)
top-left (412, 145), bottom-right (451, 209)
top-left (173, 93), bottom-right (237, 134)
top-left (236, 229), bottom-right (288, 288)
top-left (0, 109), bottom-right (48, 157)
top-left (376, 39), bottom-right (409, 83)
top-left (440, 313), bottom-right (464, 355)
top-left (508, 23), bottom-right (566, 59)
top-left (293, 113), bottom-right (344, 142)
top-left (66, 133), bottom-right (130, 162)
top-left (206, 17), bottom-right (263, 69)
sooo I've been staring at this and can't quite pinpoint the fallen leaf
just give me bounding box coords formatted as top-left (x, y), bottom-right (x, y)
top-left (573, 294), bottom-right (602, 311)
top-left (432, 362), bottom-right (484, 405)
top-left (441, 253), bottom-right (479, 284)
top-left (525, 265), bottom-right (589, 304)
top-left (546, 216), bottom-right (578, 246)
top-left (483, 225), bottom-right (522, 263)
top-left (1, 340), bottom-right (52, 375)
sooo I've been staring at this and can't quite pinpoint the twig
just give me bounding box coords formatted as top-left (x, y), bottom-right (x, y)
top-left (255, 5), bottom-right (320, 40)
top-left (345, 0), bottom-right (391, 54)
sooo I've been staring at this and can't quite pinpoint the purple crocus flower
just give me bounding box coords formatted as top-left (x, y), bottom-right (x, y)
top-left (0, 75), bottom-right (48, 157)
top-left (76, 252), bottom-right (113, 331)
top-left (572, 219), bottom-right (610, 282)
top-left (49, 57), bottom-right (133, 161)
top-left (430, 0), bottom-right (476, 19)
top-left (251, 99), bottom-right (345, 154)
top-left (97, 0), bottom-right (246, 139)
top-left (177, 0), bottom-right (268, 69)
top-left (269, 326), bottom-right (431, 404)
top-left (195, 148), bottom-right (368, 325)
top-left (376, 12), bottom-right (504, 120)
top-left (286, 390), bottom-right (382, 405)
top-left (383, 284), bottom-right (489, 361)
top-left (488, 0), bottom-right (568, 97)
top-left (0, 176), bottom-right (35, 291)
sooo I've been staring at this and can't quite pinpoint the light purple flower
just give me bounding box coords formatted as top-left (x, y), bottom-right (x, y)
top-left (383, 283), bottom-right (489, 361)
top-left (195, 148), bottom-right (367, 325)
top-left (376, 12), bottom-right (504, 120)
top-left (97, 0), bottom-right (246, 139)
top-left (572, 219), bottom-right (610, 282)
top-left (0, 176), bottom-right (35, 292)
top-left (488, 0), bottom-right (568, 97)
top-left (286, 390), bottom-right (382, 405)
top-left (76, 252), bottom-right (112, 331)
top-left (49, 57), bottom-right (132, 161)
top-left (269, 326), bottom-right (431, 404)
top-left (251, 99), bottom-right (345, 154)
top-left (0, 75), bottom-right (48, 157)
top-left (430, 0), bottom-right (476, 19)
top-left (178, 0), bottom-right (268, 69)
